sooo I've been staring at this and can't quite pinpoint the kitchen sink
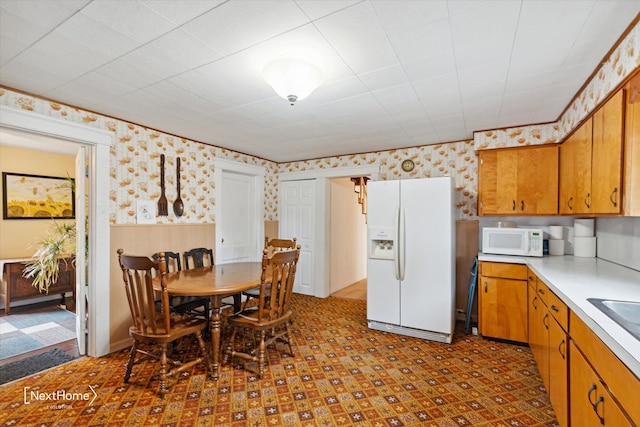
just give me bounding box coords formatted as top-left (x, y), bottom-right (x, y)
top-left (588, 298), bottom-right (640, 341)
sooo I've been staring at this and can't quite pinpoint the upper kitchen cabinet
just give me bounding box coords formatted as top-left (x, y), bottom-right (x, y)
top-left (478, 145), bottom-right (558, 216)
top-left (559, 90), bottom-right (625, 215)
top-left (592, 90), bottom-right (624, 214)
top-left (559, 118), bottom-right (593, 214)
top-left (623, 75), bottom-right (640, 216)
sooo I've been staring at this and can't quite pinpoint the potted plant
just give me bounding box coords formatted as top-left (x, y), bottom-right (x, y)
top-left (22, 221), bottom-right (76, 293)
top-left (22, 175), bottom-right (83, 294)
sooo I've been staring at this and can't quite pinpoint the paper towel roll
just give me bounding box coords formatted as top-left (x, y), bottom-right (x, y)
top-left (549, 226), bottom-right (564, 240)
top-left (574, 219), bottom-right (594, 237)
top-left (549, 239), bottom-right (565, 255)
top-left (574, 236), bottom-right (596, 257)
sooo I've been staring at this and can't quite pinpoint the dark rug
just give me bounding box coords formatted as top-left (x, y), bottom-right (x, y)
top-left (0, 348), bottom-right (76, 385)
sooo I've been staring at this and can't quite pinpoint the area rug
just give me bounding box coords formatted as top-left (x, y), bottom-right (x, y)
top-left (0, 308), bottom-right (76, 360)
top-left (0, 348), bottom-right (76, 385)
top-left (0, 294), bottom-right (558, 426)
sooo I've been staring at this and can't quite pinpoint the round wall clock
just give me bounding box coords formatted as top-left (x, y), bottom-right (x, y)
top-left (401, 159), bottom-right (415, 172)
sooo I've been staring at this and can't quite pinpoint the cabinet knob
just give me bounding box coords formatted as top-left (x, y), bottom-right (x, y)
top-left (520, 200), bottom-right (524, 211)
top-left (512, 200), bottom-right (516, 211)
top-left (585, 193), bottom-right (591, 209)
top-left (568, 197), bottom-right (573, 210)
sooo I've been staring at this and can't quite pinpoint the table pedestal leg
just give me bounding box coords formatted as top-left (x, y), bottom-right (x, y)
top-left (210, 296), bottom-right (222, 380)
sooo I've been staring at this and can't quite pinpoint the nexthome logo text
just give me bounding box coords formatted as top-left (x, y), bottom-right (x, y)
top-left (24, 386), bottom-right (97, 407)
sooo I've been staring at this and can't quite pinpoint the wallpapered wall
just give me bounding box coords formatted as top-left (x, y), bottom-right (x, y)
top-left (0, 21), bottom-right (637, 224)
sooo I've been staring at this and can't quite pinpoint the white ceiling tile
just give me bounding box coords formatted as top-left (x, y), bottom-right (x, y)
top-left (0, 0), bottom-right (89, 28)
top-left (314, 2), bottom-right (399, 73)
top-left (294, 0), bottom-right (361, 21)
top-left (94, 45), bottom-right (191, 89)
top-left (53, 12), bottom-right (140, 60)
top-left (358, 64), bottom-right (409, 91)
top-left (182, 0), bottom-right (310, 56)
top-left (388, 18), bottom-right (453, 64)
top-left (80, 0), bottom-right (178, 44)
top-left (0, 60), bottom-right (68, 93)
top-left (373, 84), bottom-right (418, 108)
top-left (373, 1), bottom-right (448, 36)
top-left (1, 0), bottom-right (636, 161)
top-left (140, 0), bottom-right (225, 25)
top-left (0, 7), bottom-right (51, 62)
top-left (47, 72), bottom-right (137, 107)
top-left (402, 52), bottom-right (457, 82)
top-left (147, 29), bottom-right (222, 70)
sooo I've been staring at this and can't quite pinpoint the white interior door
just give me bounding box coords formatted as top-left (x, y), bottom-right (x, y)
top-left (280, 179), bottom-right (315, 295)
top-left (75, 146), bottom-right (87, 355)
top-left (219, 171), bottom-right (256, 263)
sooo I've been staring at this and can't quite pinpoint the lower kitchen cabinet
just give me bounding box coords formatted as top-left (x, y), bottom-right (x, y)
top-left (569, 340), bottom-right (631, 426)
top-left (527, 270), bottom-right (568, 427)
top-left (478, 262), bottom-right (528, 342)
top-left (570, 311), bottom-right (639, 425)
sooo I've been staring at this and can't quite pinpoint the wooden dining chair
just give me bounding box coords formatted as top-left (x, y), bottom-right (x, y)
top-left (241, 237), bottom-right (297, 309)
top-left (151, 251), bottom-right (211, 335)
top-left (151, 251), bottom-right (181, 272)
top-left (117, 249), bottom-right (212, 397)
top-left (223, 245), bottom-right (300, 378)
top-left (184, 247), bottom-right (241, 312)
top-left (183, 247), bottom-right (214, 269)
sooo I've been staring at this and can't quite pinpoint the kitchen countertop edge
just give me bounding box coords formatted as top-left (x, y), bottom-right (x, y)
top-left (478, 253), bottom-right (640, 379)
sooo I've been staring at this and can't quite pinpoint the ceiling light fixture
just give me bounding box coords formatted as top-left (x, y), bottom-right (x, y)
top-left (263, 58), bottom-right (323, 106)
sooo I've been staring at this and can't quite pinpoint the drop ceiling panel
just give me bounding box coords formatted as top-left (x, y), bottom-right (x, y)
top-left (140, 0), bottom-right (226, 26)
top-left (0, 0), bottom-right (638, 162)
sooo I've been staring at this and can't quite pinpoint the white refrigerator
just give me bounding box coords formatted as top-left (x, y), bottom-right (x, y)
top-left (366, 177), bottom-right (455, 343)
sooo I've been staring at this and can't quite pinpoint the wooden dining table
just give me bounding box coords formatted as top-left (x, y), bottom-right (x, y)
top-left (154, 261), bottom-right (266, 380)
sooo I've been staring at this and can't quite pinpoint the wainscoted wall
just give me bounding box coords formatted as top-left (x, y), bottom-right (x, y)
top-left (109, 223), bottom-right (216, 352)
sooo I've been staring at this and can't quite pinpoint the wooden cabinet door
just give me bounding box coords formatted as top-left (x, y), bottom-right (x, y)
top-left (592, 90), bottom-right (624, 213)
top-left (570, 341), bottom-right (632, 426)
top-left (560, 120), bottom-right (593, 214)
top-left (478, 149), bottom-right (517, 215)
top-left (479, 276), bottom-right (528, 342)
top-left (478, 150), bottom-right (498, 215)
top-left (549, 317), bottom-right (568, 427)
top-left (528, 285), bottom-right (548, 386)
top-left (518, 145), bottom-right (558, 214)
top-left (496, 149), bottom-right (518, 213)
top-left (570, 340), bottom-right (605, 427)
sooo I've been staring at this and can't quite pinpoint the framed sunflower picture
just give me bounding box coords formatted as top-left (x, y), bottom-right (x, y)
top-left (2, 172), bottom-right (75, 220)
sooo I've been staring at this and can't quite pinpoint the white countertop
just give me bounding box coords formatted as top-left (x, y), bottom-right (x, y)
top-left (478, 253), bottom-right (640, 379)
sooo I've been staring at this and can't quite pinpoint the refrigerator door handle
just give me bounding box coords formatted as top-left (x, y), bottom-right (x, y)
top-left (398, 206), bottom-right (406, 281)
top-left (394, 206), bottom-right (401, 280)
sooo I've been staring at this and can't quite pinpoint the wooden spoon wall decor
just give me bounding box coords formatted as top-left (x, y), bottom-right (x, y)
top-left (173, 156), bottom-right (184, 217)
top-left (158, 154), bottom-right (168, 216)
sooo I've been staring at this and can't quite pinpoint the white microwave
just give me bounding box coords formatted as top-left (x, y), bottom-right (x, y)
top-left (482, 227), bottom-right (543, 257)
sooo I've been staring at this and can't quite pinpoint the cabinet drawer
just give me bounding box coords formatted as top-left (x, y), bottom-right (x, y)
top-left (536, 281), bottom-right (569, 332)
top-left (480, 262), bottom-right (528, 280)
top-left (570, 311), bottom-right (640, 424)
